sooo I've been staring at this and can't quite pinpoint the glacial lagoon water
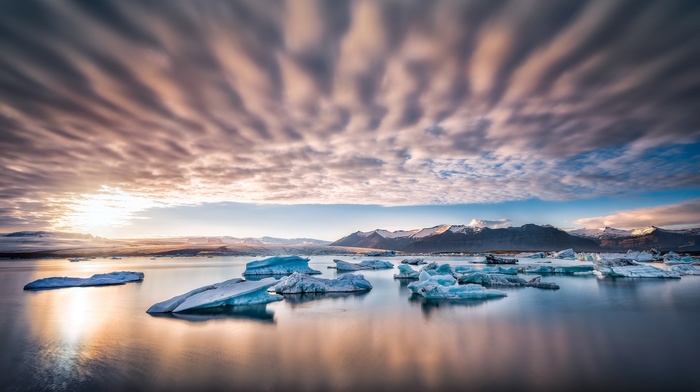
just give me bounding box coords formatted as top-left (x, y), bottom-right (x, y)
top-left (1, 255), bottom-right (700, 391)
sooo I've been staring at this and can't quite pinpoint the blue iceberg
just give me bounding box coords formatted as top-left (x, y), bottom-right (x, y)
top-left (24, 271), bottom-right (144, 290)
top-left (274, 272), bottom-right (372, 293)
top-left (243, 256), bottom-right (320, 276)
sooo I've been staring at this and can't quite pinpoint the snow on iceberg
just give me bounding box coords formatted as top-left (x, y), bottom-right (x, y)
top-left (243, 256), bottom-right (320, 276)
top-left (333, 259), bottom-right (394, 271)
top-left (552, 249), bottom-right (576, 259)
top-left (274, 272), bottom-right (372, 293)
top-left (408, 271), bottom-right (507, 300)
top-left (147, 278), bottom-right (281, 313)
top-left (394, 264), bottom-right (420, 279)
top-left (24, 271), bottom-right (144, 290)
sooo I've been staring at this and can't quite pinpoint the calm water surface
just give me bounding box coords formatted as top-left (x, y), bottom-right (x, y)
top-left (1, 256), bottom-right (699, 391)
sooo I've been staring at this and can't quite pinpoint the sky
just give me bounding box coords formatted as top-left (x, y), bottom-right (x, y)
top-left (1, 0), bottom-right (699, 240)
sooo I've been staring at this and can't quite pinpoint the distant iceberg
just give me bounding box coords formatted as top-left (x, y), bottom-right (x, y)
top-left (394, 264), bottom-right (420, 279)
top-left (456, 272), bottom-right (526, 287)
top-left (274, 272), bottom-right (372, 293)
top-left (333, 259), bottom-right (393, 271)
top-left (401, 258), bottom-right (426, 265)
top-left (552, 249), bottom-right (576, 259)
top-left (516, 265), bottom-right (594, 275)
top-left (524, 276), bottom-right (560, 290)
top-left (484, 254), bottom-right (518, 264)
top-left (24, 271), bottom-right (144, 290)
top-left (519, 252), bottom-right (547, 259)
top-left (663, 251), bottom-right (694, 264)
top-left (147, 278), bottom-right (281, 313)
top-left (670, 264), bottom-right (700, 276)
top-left (595, 265), bottom-right (681, 279)
top-left (242, 256), bottom-right (320, 276)
top-left (408, 271), bottom-right (507, 300)
top-left (453, 266), bottom-right (517, 276)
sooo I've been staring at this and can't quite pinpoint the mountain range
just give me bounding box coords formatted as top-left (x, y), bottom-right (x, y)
top-left (331, 224), bottom-right (700, 252)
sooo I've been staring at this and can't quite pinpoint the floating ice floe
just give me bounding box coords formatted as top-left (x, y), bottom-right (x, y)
top-left (670, 264), bottom-right (700, 276)
top-left (333, 259), bottom-right (394, 271)
top-left (516, 265), bottom-right (595, 275)
top-left (595, 264), bottom-right (680, 279)
top-left (408, 271), bottom-right (507, 300)
top-left (394, 264), bottom-right (420, 279)
top-left (243, 256), bottom-right (320, 276)
top-left (24, 271), bottom-right (144, 290)
top-left (456, 272), bottom-right (526, 287)
top-left (147, 278), bottom-right (281, 313)
top-left (364, 250), bottom-right (396, 257)
top-left (576, 253), bottom-right (599, 262)
top-left (484, 254), bottom-right (518, 264)
top-left (552, 249), bottom-right (576, 259)
top-left (525, 276), bottom-right (560, 290)
top-left (274, 272), bottom-right (372, 293)
top-left (420, 263), bottom-right (455, 276)
top-left (624, 250), bottom-right (659, 262)
top-left (663, 251), bottom-right (694, 264)
top-left (401, 258), bottom-right (426, 265)
top-left (519, 252), bottom-right (547, 259)
top-left (453, 266), bottom-right (518, 276)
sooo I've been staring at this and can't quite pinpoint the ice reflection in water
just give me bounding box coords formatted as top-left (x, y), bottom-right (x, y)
top-left (0, 256), bottom-right (699, 391)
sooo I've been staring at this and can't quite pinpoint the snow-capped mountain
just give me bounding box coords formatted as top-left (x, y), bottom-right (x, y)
top-left (569, 226), bottom-right (700, 251)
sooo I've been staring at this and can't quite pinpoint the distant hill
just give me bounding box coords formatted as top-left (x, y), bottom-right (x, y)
top-left (332, 224), bottom-right (700, 252)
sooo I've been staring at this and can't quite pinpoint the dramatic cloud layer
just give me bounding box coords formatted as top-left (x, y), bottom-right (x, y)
top-left (1, 0), bottom-right (699, 230)
top-left (574, 198), bottom-right (700, 228)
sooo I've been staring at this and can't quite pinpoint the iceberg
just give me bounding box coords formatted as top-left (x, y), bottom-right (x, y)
top-left (525, 276), bottom-right (560, 290)
top-left (364, 250), bottom-right (396, 257)
top-left (516, 265), bottom-right (595, 275)
top-left (394, 264), bottom-right (420, 279)
top-left (24, 271), bottom-right (144, 290)
top-left (274, 272), bottom-right (372, 293)
top-left (625, 250), bottom-right (658, 262)
top-left (663, 251), bottom-right (694, 264)
top-left (456, 272), bottom-right (526, 287)
top-left (596, 265), bottom-right (681, 279)
top-left (552, 249), bottom-right (576, 259)
top-left (333, 259), bottom-right (394, 271)
top-left (242, 256), bottom-right (320, 276)
top-left (420, 263), bottom-right (455, 276)
top-left (576, 253), bottom-right (598, 262)
top-left (484, 254), bottom-right (518, 264)
top-left (453, 266), bottom-right (518, 275)
top-left (147, 278), bottom-right (281, 313)
top-left (520, 252), bottom-right (547, 259)
top-left (401, 258), bottom-right (426, 265)
top-left (408, 271), bottom-right (507, 300)
top-left (670, 264), bottom-right (700, 276)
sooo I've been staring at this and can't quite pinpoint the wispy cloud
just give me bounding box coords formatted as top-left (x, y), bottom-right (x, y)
top-left (1, 0), bottom-right (700, 230)
top-left (468, 219), bottom-right (512, 229)
top-left (574, 199), bottom-right (700, 228)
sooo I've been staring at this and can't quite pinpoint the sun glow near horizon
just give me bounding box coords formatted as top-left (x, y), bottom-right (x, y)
top-left (51, 186), bottom-right (165, 236)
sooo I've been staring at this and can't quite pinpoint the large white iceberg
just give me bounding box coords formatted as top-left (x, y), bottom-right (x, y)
top-left (24, 271), bottom-right (144, 290)
top-left (243, 256), bottom-right (320, 276)
top-left (147, 278), bottom-right (281, 313)
top-left (333, 259), bottom-right (394, 271)
top-left (408, 272), bottom-right (507, 300)
top-left (394, 264), bottom-right (420, 279)
top-left (274, 272), bottom-right (372, 293)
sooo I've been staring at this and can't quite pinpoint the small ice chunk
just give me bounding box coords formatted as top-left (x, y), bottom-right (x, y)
top-left (243, 256), bottom-right (320, 276)
top-left (484, 254), bottom-right (518, 264)
top-left (24, 271), bottom-right (144, 290)
top-left (274, 272), bottom-right (372, 293)
top-left (401, 258), bottom-right (426, 265)
top-left (552, 249), bottom-right (576, 259)
top-left (394, 264), bottom-right (420, 279)
top-left (148, 278), bottom-right (282, 313)
top-left (525, 276), bottom-right (560, 290)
